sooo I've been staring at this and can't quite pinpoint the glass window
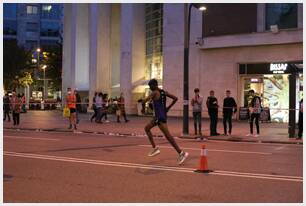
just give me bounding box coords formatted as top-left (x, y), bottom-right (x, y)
top-left (25, 40), bottom-right (38, 50)
top-left (27, 5), bottom-right (38, 15)
top-left (4, 19), bottom-right (17, 35)
top-left (4, 3), bottom-right (17, 19)
top-left (26, 22), bottom-right (38, 32)
top-left (41, 4), bottom-right (61, 20)
top-left (266, 3), bottom-right (298, 30)
top-left (40, 21), bottom-right (60, 37)
top-left (145, 3), bottom-right (163, 80)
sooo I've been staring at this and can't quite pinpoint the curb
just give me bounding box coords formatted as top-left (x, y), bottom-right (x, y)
top-left (4, 127), bottom-right (303, 145)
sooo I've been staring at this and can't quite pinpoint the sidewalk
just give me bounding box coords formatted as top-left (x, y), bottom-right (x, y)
top-left (3, 110), bottom-right (303, 145)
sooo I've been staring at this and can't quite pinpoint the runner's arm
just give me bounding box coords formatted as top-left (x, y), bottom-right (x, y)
top-left (165, 91), bottom-right (178, 112)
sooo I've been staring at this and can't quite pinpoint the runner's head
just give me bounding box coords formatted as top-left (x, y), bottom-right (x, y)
top-left (67, 87), bottom-right (72, 95)
top-left (148, 79), bottom-right (158, 91)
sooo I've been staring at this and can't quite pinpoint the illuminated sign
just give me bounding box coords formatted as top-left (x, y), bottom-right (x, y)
top-left (270, 63), bottom-right (287, 74)
top-left (251, 78), bottom-right (259, 82)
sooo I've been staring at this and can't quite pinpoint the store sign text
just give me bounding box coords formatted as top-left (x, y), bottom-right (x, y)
top-left (270, 63), bottom-right (287, 74)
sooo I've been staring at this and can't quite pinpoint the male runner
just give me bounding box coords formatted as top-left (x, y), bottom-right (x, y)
top-left (142, 79), bottom-right (189, 165)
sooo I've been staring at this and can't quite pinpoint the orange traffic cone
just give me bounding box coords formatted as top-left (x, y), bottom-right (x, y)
top-left (194, 145), bottom-right (211, 173)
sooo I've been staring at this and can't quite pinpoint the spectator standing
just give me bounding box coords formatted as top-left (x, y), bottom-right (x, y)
top-left (297, 98), bottom-right (303, 140)
top-left (90, 92), bottom-right (98, 122)
top-left (11, 92), bottom-right (21, 126)
top-left (95, 92), bottom-right (103, 123)
top-left (3, 93), bottom-right (11, 122)
top-left (206, 90), bottom-right (219, 136)
top-left (191, 88), bottom-right (203, 137)
top-left (222, 90), bottom-right (237, 136)
top-left (74, 90), bottom-right (82, 124)
top-left (246, 90), bottom-right (262, 137)
top-left (66, 88), bottom-right (77, 130)
top-left (118, 92), bottom-right (129, 123)
top-left (21, 93), bottom-right (26, 113)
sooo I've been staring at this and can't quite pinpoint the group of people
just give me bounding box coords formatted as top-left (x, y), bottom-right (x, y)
top-left (90, 92), bottom-right (129, 124)
top-left (191, 88), bottom-right (264, 139)
top-left (3, 92), bottom-right (26, 126)
top-left (65, 88), bottom-right (130, 131)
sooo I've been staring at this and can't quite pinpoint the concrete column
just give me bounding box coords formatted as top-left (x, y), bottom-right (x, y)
top-left (163, 4), bottom-right (185, 116)
top-left (74, 4), bottom-right (90, 91)
top-left (257, 3), bottom-right (266, 32)
top-left (62, 3), bottom-right (74, 95)
top-left (298, 3), bottom-right (303, 29)
top-left (120, 4), bottom-right (146, 114)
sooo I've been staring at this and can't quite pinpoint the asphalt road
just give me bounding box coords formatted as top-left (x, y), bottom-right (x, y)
top-left (3, 129), bottom-right (303, 203)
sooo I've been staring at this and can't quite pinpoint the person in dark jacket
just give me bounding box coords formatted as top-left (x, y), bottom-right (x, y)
top-left (297, 98), bottom-right (303, 140)
top-left (206, 90), bottom-right (219, 136)
top-left (3, 93), bottom-right (11, 122)
top-left (246, 90), bottom-right (262, 137)
top-left (74, 90), bottom-right (82, 124)
top-left (222, 90), bottom-right (237, 136)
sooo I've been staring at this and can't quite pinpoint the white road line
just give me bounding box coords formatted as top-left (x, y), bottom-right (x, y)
top-left (138, 145), bottom-right (272, 155)
top-left (4, 135), bottom-right (60, 141)
top-left (4, 151), bottom-right (302, 182)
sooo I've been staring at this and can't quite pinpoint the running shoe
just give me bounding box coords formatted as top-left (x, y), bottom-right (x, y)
top-left (178, 151), bottom-right (189, 165)
top-left (246, 133), bottom-right (252, 137)
top-left (254, 134), bottom-right (259, 137)
top-left (148, 147), bottom-right (160, 157)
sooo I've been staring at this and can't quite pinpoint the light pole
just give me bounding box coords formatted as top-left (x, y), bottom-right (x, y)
top-left (183, 3), bottom-right (206, 135)
top-left (42, 65), bottom-right (47, 100)
top-left (36, 48), bottom-right (41, 98)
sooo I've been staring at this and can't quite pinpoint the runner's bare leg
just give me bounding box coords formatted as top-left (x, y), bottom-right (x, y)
top-left (158, 122), bottom-right (182, 154)
top-left (144, 120), bottom-right (157, 148)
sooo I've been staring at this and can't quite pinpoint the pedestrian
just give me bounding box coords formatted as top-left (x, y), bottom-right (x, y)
top-left (95, 92), bottom-right (103, 123)
top-left (206, 90), bottom-right (220, 136)
top-left (222, 90), bottom-right (237, 136)
top-left (66, 88), bottom-right (77, 130)
top-left (118, 92), bottom-right (129, 123)
top-left (90, 92), bottom-right (98, 122)
top-left (21, 93), bottom-right (26, 113)
top-left (74, 90), bottom-right (82, 124)
top-left (3, 93), bottom-right (11, 122)
top-left (246, 90), bottom-right (262, 137)
top-left (141, 79), bottom-right (189, 165)
top-left (191, 88), bottom-right (204, 138)
top-left (11, 92), bottom-right (21, 126)
top-left (297, 98), bottom-right (303, 140)
top-left (101, 93), bottom-right (109, 122)
top-left (113, 97), bottom-right (121, 122)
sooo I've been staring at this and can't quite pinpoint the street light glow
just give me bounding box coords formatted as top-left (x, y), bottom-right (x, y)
top-left (199, 6), bottom-right (207, 11)
top-left (42, 65), bottom-right (47, 69)
top-left (37, 48), bottom-right (41, 52)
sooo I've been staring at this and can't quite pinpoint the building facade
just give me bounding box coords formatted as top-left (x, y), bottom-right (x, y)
top-left (4, 3), bottom-right (63, 50)
top-left (62, 3), bottom-right (303, 123)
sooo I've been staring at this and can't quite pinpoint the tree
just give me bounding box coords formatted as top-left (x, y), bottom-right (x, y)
top-left (3, 40), bottom-right (34, 90)
top-left (40, 43), bottom-right (62, 93)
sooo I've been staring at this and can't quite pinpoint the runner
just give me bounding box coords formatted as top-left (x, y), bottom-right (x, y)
top-left (141, 79), bottom-right (189, 165)
top-left (66, 88), bottom-right (77, 130)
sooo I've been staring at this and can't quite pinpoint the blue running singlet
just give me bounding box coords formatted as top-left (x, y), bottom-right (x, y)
top-left (153, 89), bottom-right (167, 124)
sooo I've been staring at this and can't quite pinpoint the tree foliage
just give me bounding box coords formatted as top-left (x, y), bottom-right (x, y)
top-left (3, 40), bottom-right (33, 90)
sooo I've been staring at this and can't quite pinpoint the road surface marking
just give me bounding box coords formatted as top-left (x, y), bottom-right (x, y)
top-left (4, 151), bottom-right (302, 182)
top-left (138, 145), bottom-right (272, 155)
top-left (4, 135), bottom-right (60, 141)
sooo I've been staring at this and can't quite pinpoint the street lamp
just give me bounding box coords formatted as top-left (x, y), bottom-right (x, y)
top-left (42, 65), bottom-right (47, 100)
top-left (183, 3), bottom-right (207, 135)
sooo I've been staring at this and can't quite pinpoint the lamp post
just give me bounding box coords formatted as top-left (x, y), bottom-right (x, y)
top-left (36, 48), bottom-right (41, 98)
top-left (42, 65), bottom-right (47, 100)
top-left (183, 3), bottom-right (206, 135)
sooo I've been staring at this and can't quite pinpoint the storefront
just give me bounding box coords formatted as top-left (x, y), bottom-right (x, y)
top-left (239, 62), bottom-right (303, 124)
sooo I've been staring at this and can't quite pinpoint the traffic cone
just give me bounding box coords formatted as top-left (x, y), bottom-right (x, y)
top-left (194, 145), bottom-right (211, 173)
